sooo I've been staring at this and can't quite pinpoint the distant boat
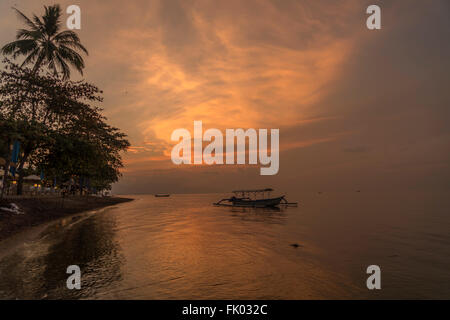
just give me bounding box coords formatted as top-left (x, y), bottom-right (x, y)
top-left (230, 196), bottom-right (285, 207)
top-left (214, 188), bottom-right (297, 208)
top-left (155, 194), bottom-right (170, 198)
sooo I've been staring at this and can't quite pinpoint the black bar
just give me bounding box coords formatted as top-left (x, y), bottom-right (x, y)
top-left (0, 300), bottom-right (448, 319)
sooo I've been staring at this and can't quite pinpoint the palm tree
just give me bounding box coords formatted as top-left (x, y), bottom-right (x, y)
top-left (1, 5), bottom-right (88, 80)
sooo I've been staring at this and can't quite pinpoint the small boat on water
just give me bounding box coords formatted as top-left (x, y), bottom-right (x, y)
top-left (155, 194), bottom-right (170, 198)
top-left (214, 188), bottom-right (297, 208)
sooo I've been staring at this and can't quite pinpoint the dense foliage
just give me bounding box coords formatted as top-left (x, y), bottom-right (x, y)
top-left (0, 59), bottom-right (129, 195)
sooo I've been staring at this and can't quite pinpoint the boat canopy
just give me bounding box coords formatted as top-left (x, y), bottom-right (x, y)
top-left (232, 188), bottom-right (273, 194)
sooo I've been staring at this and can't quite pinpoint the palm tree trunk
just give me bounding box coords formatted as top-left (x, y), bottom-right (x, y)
top-left (16, 161), bottom-right (26, 195)
top-left (16, 147), bottom-right (31, 196)
top-left (1, 139), bottom-right (12, 200)
top-left (15, 65), bottom-right (43, 192)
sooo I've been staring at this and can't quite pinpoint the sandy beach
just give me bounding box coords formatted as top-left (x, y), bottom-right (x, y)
top-left (0, 196), bottom-right (133, 241)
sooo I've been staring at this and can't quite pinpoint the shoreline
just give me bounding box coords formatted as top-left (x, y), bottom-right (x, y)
top-left (0, 196), bottom-right (134, 242)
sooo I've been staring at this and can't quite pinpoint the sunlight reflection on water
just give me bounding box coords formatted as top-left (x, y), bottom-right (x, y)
top-left (0, 192), bottom-right (449, 299)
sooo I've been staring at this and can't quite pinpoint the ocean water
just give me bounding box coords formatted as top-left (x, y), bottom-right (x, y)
top-left (0, 191), bottom-right (449, 299)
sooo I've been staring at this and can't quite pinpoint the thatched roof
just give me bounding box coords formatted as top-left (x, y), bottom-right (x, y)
top-left (24, 175), bottom-right (41, 181)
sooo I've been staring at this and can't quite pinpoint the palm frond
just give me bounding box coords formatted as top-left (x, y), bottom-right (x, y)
top-left (45, 42), bottom-right (58, 66)
top-left (43, 5), bottom-right (62, 36)
top-left (21, 47), bottom-right (40, 67)
top-left (54, 30), bottom-right (81, 42)
top-left (12, 7), bottom-right (39, 31)
top-left (55, 53), bottom-right (71, 80)
top-left (1, 42), bottom-right (19, 55)
top-left (1, 39), bottom-right (37, 57)
top-left (16, 29), bottom-right (42, 40)
top-left (58, 45), bottom-right (85, 73)
top-left (32, 50), bottom-right (46, 74)
top-left (55, 34), bottom-right (89, 55)
top-left (32, 14), bottom-right (45, 31)
top-left (47, 59), bottom-right (58, 77)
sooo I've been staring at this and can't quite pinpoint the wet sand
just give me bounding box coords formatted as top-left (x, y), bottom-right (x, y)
top-left (0, 196), bottom-right (133, 241)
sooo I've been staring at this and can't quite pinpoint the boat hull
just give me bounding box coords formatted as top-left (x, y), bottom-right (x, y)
top-left (231, 196), bottom-right (284, 207)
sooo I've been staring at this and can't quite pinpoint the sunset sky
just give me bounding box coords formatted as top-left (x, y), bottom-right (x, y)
top-left (1, 0), bottom-right (449, 194)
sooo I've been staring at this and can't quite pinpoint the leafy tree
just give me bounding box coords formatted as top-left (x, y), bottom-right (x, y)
top-left (0, 60), bottom-right (129, 195)
top-left (33, 120), bottom-right (130, 194)
top-left (1, 4), bottom-right (129, 196)
top-left (1, 5), bottom-right (88, 80)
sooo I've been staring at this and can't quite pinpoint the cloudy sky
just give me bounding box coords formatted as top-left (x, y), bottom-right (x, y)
top-left (1, 0), bottom-right (449, 194)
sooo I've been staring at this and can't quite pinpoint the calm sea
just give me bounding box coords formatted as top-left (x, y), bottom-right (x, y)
top-left (0, 191), bottom-right (449, 299)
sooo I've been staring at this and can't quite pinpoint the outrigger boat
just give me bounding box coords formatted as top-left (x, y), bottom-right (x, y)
top-left (155, 194), bottom-right (170, 198)
top-left (214, 188), bottom-right (297, 208)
